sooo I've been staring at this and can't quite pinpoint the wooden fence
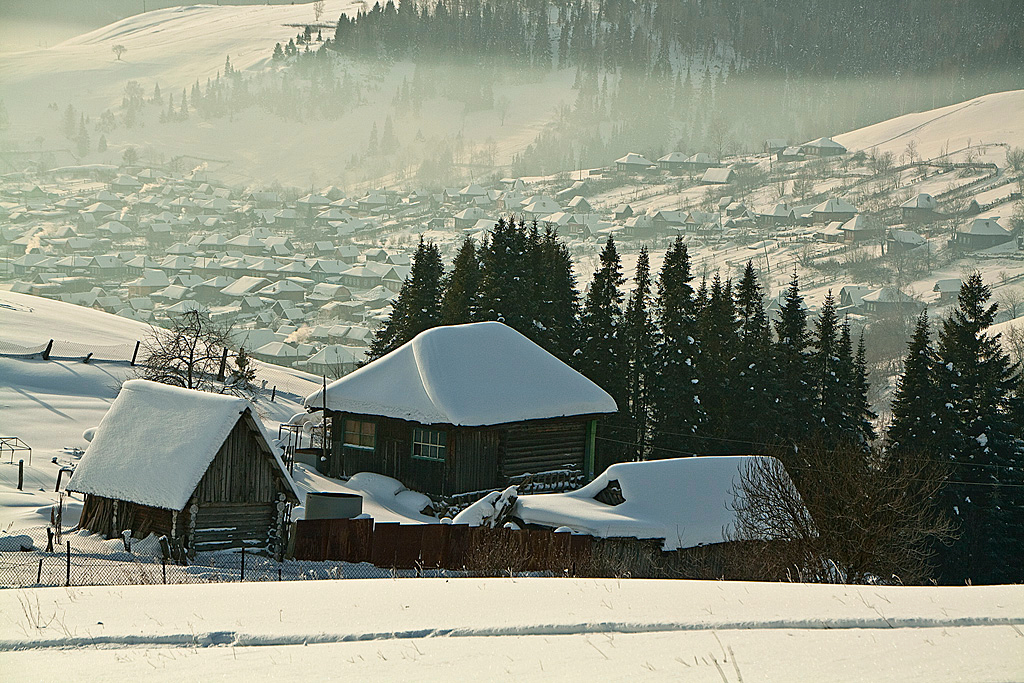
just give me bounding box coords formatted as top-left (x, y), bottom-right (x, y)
top-left (291, 518), bottom-right (594, 573)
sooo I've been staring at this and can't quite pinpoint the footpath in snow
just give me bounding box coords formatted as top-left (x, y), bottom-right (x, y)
top-left (1, 578), bottom-right (1022, 681)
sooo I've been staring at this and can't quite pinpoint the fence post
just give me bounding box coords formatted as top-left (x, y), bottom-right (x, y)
top-left (271, 386), bottom-right (276, 402)
top-left (217, 347), bottom-right (228, 381)
top-left (37, 558), bottom-right (42, 585)
top-left (42, 339), bottom-right (53, 361)
top-left (46, 527), bottom-right (53, 553)
top-left (162, 557), bottom-right (167, 584)
top-left (130, 340), bottom-right (140, 366)
top-left (17, 460), bottom-right (23, 491)
top-left (83, 352), bottom-right (93, 364)
top-left (240, 546), bottom-right (246, 581)
top-left (65, 541), bottom-right (71, 587)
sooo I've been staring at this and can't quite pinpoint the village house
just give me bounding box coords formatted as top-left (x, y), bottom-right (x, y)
top-left (68, 380), bottom-right (300, 557)
top-left (955, 217), bottom-right (1013, 250)
top-left (614, 153), bottom-right (656, 174)
top-left (799, 137), bottom-right (847, 156)
top-left (900, 193), bottom-right (941, 223)
top-left (304, 322), bottom-right (617, 497)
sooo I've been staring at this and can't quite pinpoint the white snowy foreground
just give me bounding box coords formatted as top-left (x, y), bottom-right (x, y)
top-left (1, 578), bottom-right (1022, 681)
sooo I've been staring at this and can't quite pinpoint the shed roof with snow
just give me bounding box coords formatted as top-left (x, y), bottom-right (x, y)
top-left (305, 322), bottom-right (617, 426)
top-left (68, 380), bottom-right (298, 511)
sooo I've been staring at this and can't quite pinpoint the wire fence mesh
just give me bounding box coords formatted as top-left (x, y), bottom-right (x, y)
top-left (0, 526), bottom-right (469, 589)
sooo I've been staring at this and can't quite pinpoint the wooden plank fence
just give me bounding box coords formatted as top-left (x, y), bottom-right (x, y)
top-left (290, 518), bottom-right (595, 573)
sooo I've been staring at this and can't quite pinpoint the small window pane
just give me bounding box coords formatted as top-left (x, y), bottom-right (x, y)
top-left (344, 419), bottom-right (375, 449)
top-left (412, 428), bottom-right (446, 461)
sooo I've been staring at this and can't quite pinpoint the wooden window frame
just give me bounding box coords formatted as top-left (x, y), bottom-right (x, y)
top-left (411, 427), bottom-right (446, 462)
top-left (342, 418), bottom-right (376, 451)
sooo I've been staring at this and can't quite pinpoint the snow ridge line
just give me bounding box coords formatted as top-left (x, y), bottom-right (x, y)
top-left (5, 615), bottom-right (1024, 651)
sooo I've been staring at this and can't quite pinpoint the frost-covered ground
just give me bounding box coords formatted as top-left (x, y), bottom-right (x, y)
top-left (1, 578), bottom-right (1022, 681)
top-left (0, 289), bottom-right (442, 532)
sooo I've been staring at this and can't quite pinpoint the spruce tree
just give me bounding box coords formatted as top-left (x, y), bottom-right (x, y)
top-left (368, 237), bottom-right (443, 359)
top-left (651, 236), bottom-right (703, 457)
top-left (696, 273), bottom-right (739, 448)
top-left (578, 236), bottom-right (627, 470)
top-left (622, 246), bottom-right (655, 460)
top-left (733, 261), bottom-right (772, 448)
top-left (532, 226), bottom-right (580, 362)
top-left (809, 290), bottom-right (843, 442)
top-left (888, 311), bottom-right (938, 455)
top-left (478, 217), bottom-right (535, 335)
top-left (851, 332), bottom-right (877, 443)
top-left (772, 271), bottom-right (811, 444)
top-left (932, 273), bottom-right (1024, 584)
top-left (440, 236), bottom-right (480, 325)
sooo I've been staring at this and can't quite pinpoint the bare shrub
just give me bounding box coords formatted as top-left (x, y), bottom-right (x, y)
top-left (731, 443), bottom-right (955, 584)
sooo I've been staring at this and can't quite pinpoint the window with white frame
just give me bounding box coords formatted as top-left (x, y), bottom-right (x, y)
top-left (411, 427), bottom-right (446, 461)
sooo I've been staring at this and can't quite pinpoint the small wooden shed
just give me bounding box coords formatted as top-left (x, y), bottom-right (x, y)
top-left (305, 322), bottom-right (618, 497)
top-left (69, 380), bottom-right (299, 557)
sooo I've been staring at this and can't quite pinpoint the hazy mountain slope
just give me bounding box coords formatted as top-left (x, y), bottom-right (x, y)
top-left (834, 90), bottom-right (1024, 161)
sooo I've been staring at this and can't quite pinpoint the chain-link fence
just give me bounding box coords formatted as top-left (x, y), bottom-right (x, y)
top-left (0, 338), bottom-right (138, 362)
top-left (0, 526), bottom-right (469, 589)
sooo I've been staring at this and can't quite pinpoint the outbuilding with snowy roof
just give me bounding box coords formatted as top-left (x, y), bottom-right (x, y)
top-left (304, 322), bottom-right (618, 496)
top-left (69, 380), bottom-right (299, 557)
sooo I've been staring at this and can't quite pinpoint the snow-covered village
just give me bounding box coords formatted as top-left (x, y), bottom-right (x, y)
top-left (1, 1), bottom-right (1024, 679)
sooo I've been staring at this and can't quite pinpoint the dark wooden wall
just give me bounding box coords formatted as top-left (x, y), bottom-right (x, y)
top-left (502, 420), bottom-right (586, 478)
top-left (327, 411), bottom-right (591, 497)
top-left (78, 410), bottom-right (295, 555)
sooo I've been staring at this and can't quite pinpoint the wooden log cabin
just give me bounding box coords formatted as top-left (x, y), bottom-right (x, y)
top-left (68, 380), bottom-right (300, 557)
top-left (304, 322), bottom-right (618, 497)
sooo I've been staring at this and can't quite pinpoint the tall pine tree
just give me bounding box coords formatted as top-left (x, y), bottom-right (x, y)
top-left (368, 237), bottom-right (443, 359)
top-left (932, 273), bottom-right (1024, 584)
top-left (772, 271), bottom-right (811, 444)
top-left (578, 237), bottom-right (627, 471)
top-left (651, 236), bottom-right (703, 457)
top-left (733, 260), bottom-right (773, 449)
top-left (621, 246), bottom-right (655, 461)
top-left (440, 236), bottom-right (480, 325)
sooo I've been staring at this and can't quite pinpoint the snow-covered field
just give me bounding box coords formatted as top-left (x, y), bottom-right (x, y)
top-left (834, 90), bottom-right (1024, 162)
top-left (1, 577), bottom-right (1022, 681)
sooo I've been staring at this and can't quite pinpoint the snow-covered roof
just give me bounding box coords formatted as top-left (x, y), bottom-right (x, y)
top-left (801, 137), bottom-right (846, 151)
top-left (615, 152), bottom-right (654, 167)
top-left (68, 380), bottom-right (297, 511)
top-left (900, 193), bottom-right (938, 210)
top-left (305, 322), bottom-right (617, 426)
top-left (960, 217), bottom-right (1009, 235)
top-left (516, 456), bottom-right (797, 550)
top-left (812, 197), bottom-right (858, 214)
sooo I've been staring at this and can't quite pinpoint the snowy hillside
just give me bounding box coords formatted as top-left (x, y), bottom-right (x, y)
top-left (834, 90), bottom-right (1024, 162)
top-left (0, 1), bottom-right (575, 187)
top-left (2, 578), bottom-right (1022, 681)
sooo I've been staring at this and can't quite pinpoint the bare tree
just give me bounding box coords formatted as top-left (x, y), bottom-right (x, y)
top-left (112, 44), bottom-right (127, 61)
top-left (313, 0), bottom-right (325, 22)
top-left (136, 310), bottom-right (234, 392)
top-left (998, 287), bottom-right (1024, 320)
top-left (731, 443), bottom-right (955, 584)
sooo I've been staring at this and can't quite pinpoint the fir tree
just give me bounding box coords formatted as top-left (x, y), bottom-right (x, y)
top-left (809, 290), bottom-right (843, 441)
top-left (578, 236), bottom-right (627, 470)
top-left (651, 236), bottom-right (703, 457)
top-left (531, 225), bottom-right (580, 362)
top-left (696, 273), bottom-right (739, 448)
top-left (772, 271), bottom-right (811, 444)
top-left (622, 246), bottom-right (656, 460)
top-left (888, 311), bottom-right (938, 455)
top-left (733, 261), bottom-right (772, 448)
top-left (273, 42), bottom-right (285, 60)
top-left (368, 238), bottom-right (443, 359)
top-left (851, 332), bottom-right (877, 443)
top-left (478, 217), bottom-right (535, 335)
top-left (932, 273), bottom-right (1024, 584)
top-left (75, 116), bottom-right (90, 157)
top-left (440, 236), bottom-right (480, 325)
